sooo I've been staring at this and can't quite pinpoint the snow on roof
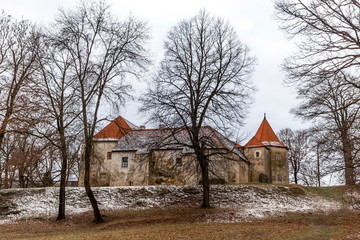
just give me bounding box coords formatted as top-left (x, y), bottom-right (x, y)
top-left (113, 126), bottom-right (248, 162)
top-left (94, 138), bottom-right (119, 142)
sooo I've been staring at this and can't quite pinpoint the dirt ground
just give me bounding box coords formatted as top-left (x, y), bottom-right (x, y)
top-left (0, 208), bottom-right (359, 240)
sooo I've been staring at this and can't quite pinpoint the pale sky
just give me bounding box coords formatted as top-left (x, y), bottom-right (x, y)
top-left (1, 0), bottom-right (308, 143)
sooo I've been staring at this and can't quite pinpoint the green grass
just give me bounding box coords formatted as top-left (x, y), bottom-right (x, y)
top-left (303, 186), bottom-right (346, 199)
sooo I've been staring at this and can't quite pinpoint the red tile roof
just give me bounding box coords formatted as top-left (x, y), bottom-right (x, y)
top-left (93, 116), bottom-right (138, 140)
top-left (245, 136), bottom-right (265, 147)
top-left (245, 117), bottom-right (286, 148)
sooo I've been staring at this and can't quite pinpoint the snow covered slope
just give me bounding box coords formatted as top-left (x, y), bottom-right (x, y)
top-left (1, 184), bottom-right (357, 224)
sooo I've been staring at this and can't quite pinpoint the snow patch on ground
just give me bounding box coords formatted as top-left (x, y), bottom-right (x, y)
top-left (0, 185), bottom-right (347, 224)
top-left (346, 187), bottom-right (360, 210)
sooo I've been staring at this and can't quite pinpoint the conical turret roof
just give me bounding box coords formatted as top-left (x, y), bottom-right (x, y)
top-left (245, 115), bottom-right (286, 148)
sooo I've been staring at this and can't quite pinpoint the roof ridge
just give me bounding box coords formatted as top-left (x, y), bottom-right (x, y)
top-left (93, 115), bottom-right (134, 139)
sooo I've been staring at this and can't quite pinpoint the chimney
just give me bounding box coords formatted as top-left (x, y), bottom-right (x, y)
top-left (159, 124), bottom-right (165, 129)
top-left (140, 125), bottom-right (145, 129)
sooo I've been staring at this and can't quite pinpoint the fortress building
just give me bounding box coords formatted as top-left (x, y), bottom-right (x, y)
top-left (79, 115), bottom-right (289, 186)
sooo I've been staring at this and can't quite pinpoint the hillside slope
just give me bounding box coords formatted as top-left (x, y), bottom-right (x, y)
top-left (0, 184), bottom-right (359, 224)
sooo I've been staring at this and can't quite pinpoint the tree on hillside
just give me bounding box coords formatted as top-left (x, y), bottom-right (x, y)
top-left (292, 75), bottom-right (360, 185)
top-left (275, 0), bottom-right (360, 89)
top-left (141, 10), bottom-right (255, 208)
top-left (308, 131), bottom-right (330, 187)
top-left (299, 128), bottom-right (338, 187)
top-left (34, 37), bottom-right (82, 220)
top-left (0, 12), bottom-right (40, 150)
top-left (53, 1), bottom-right (150, 223)
top-left (275, 0), bottom-right (360, 185)
top-left (0, 128), bottom-right (60, 189)
top-left (278, 128), bottom-right (310, 184)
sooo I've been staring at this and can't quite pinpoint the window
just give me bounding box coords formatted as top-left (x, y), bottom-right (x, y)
top-left (255, 151), bottom-right (261, 158)
top-left (121, 157), bottom-right (128, 168)
top-left (175, 157), bottom-right (182, 167)
top-left (100, 173), bottom-right (107, 184)
top-left (107, 152), bottom-right (112, 160)
top-left (100, 173), bottom-right (107, 180)
top-left (276, 154), bottom-right (281, 161)
top-left (277, 173), bottom-right (283, 182)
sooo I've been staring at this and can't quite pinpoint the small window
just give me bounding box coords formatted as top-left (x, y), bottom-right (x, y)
top-left (100, 173), bottom-right (107, 181)
top-left (107, 152), bottom-right (112, 160)
top-left (276, 155), bottom-right (281, 161)
top-left (121, 157), bottom-right (128, 168)
top-left (277, 173), bottom-right (283, 182)
top-left (175, 157), bottom-right (182, 167)
top-left (255, 151), bottom-right (260, 158)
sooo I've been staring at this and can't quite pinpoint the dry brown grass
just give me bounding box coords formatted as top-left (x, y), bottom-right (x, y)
top-left (0, 208), bottom-right (359, 240)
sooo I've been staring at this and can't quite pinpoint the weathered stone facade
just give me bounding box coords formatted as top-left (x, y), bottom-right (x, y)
top-left (79, 115), bottom-right (288, 186)
top-left (244, 146), bottom-right (289, 183)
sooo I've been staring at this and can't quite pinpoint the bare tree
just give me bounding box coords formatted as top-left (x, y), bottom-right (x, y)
top-left (275, 0), bottom-right (360, 89)
top-left (278, 128), bottom-right (310, 184)
top-left (275, 0), bottom-right (360, 185)
top-left (11, 134), bottom-right (44, 188)
top-left (1, 129), bottom-right (57, 188)
top-left (141, 10), bottom-right (255, 208)
top-left (299, 128), bottom-right (338, 186)
top-left (53, 1), bottom-right (150, 223)
top-left (0, 12), bottom-right (40, 150)
top-left (292, 75), bottom-right (360, 185)
top-left (34, 35), bottom-right (81, 220)
top-left (0, 134), bottom-right (17, 188)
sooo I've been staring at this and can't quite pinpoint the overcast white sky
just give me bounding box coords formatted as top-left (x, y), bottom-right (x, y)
top-left (2, 0), bottom-right (308, 143)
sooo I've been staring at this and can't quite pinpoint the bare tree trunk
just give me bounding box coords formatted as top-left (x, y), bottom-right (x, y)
top-left (4, 165), bottom-right (8, 189)
top-left (0, 110), bottom-right (13, 149)
top-left (293, 161), bottom-right (298, 184)
top-left (19, 172), bottom-right (25, 188)
top-left (199, 157), bottom-right (210, 208)
top-left (56, 164), bottom-right (67, 220)
top-left (342, 133), bottom-right (355, 185)
top-left (8, 167), bottom-right (14, 188)
top-left (56, 133), bottom-right (68, 220)
top-left (83, 139), bottom-right (103, 223)
top-left (316, 145), bottom-right (321, 187)
top-left (195, 139), bottom-right (211, 208)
